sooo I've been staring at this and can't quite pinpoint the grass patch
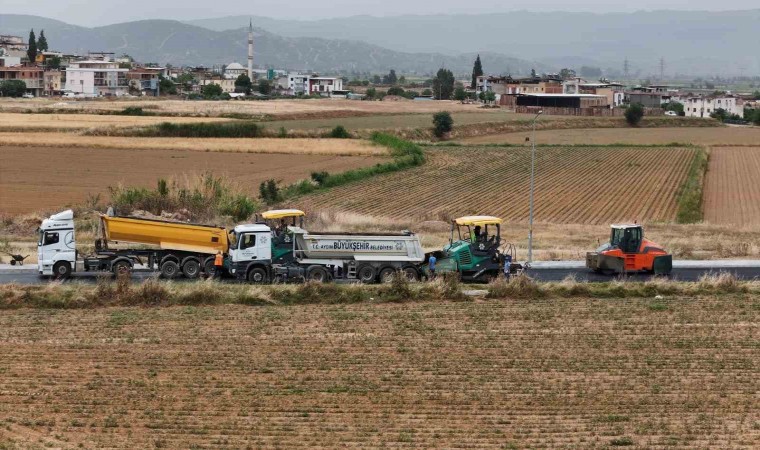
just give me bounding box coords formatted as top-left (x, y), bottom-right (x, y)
top-left (278, 132), bottom-right (425, 199)
top-left (127, 121), bottom-right (265, 138)
top-left (676, 146), bottom-right (708, 224)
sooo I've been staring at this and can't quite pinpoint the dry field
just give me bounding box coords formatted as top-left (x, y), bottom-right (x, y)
top-left (0, 146), bottom-right (383, 214)
top-left (0, 98), bottom-right (490, 118)
top-left (457, 126), bottom-right (760, 145)
top-left (0, 298), bottom-right (757, 448)
top-left (0, 132), bottom-right (382, 155)
top-left (704, 146), bottom-right (760, 226)
top-left (0, 112), bottom-right (228, 131)
top-left (299, 145), bottom-right (698, 224)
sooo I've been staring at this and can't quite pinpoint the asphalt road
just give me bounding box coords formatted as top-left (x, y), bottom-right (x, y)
top-left (2, 262), bottom-right (760, 284)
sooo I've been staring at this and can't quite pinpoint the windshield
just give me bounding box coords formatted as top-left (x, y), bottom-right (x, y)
top-left (38, 229), bottom-right (44, 246)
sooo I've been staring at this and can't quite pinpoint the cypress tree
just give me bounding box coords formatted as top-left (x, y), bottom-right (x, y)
top-left (37, 30), bottom-right (48, 52)
top-left (471, 54), bottom-right (483, 89)
top-left (27, 29), bottom-right (37, 62)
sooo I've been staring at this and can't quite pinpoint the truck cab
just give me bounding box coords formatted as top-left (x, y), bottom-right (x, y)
top-left (38, 210), bottom-right (77, 278)
top-left (228, 224), bottom-right (273, 282)
top-left (259, 209), bottom-right (305, 264)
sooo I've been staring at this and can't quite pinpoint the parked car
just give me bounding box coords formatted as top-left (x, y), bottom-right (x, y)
top-left (22, 92), bottom-right (34, 99)
top-left (664, 111), bottom-right (678, 116)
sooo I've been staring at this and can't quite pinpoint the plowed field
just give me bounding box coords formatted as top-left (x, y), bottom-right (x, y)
top-left (0, 146), bottom-right (383, 214)
top-left (704, 146), bottom-right (760, 225)
top-left (300, 145), bottom-right (698, 224)
top-left (0, 298), bottom-right (756, 448)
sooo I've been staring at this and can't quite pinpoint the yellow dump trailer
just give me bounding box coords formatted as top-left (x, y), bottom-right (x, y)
top-left (101, 215), bottom-right (229, 254)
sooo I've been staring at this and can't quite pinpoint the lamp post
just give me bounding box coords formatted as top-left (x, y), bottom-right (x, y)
top-left (527, 109), bottom-right (543, 264)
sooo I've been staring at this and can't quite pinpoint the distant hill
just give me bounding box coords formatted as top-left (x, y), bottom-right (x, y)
top-left (187, 10), bottom-right (760, 76)
top-left (0, 14), bottom-right (546, 75)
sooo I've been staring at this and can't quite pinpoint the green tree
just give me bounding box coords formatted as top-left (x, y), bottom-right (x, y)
top-left (258, 79), bottom-right (272, 95)
top-left (750, 109), bottom-right (760, 126)
top-left (176, 73), bottom-right (195, 91)
top-left (454, 86), bottom-right (467, 102)
top-left (625, 103), bottom-right (645, 126)
top-left (421, 88), bottom-right (432, 97)
top-left (371, 75), bottom-right (381, 84)
top-left (710, 108), bottom-right (729, 122)
top-left (665, 101), bottom-right (685, 116)
top-left (365, 87), bottom-right (377, 99)
top-left (235, 74), bottom-right (253, 94)
top-left (158, 76), bottom-right (176, 95)
top-left (47, 55), bottom-right (61, 70)
top-left (432, 68), bottom-right (455, 100)
top-left (432, 111), bottom-right (453, 138)
top-left (398, 75), bottom-right (406, 85)
top-left (559, 68), bottom-right (576, 80)
top-left (484, 91), bottom-right (496, 104)
top-left (752, 90), bottom-right (760, 100)
top-left (530, 68), bottom-right (537, 78)
top-left (471, 54), bottom-right (483, 89)
top-left (27, 29), bottom-right (37, 62)
top-left (329, 125), bottom-right (351, 138)
top-left (201, 83), bottom-right (223, 98)
top-left (383, 69), bottom-right (398, 85)
top-left (387, 86), bottom-right (404, 96)
top-left (37, 29), bottom-right (48, 52)
top-left (0, 80), bottom-right (27, 97)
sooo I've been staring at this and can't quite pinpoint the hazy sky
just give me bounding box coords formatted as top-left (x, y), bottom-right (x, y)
top-left (3, 0), bottom-right (757, 26)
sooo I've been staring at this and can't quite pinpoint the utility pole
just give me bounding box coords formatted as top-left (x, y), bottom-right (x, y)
top-left (659, 57), bottom-right (665, 82)
top-left (623, 57), bottom-right (630, 81)
top-left (527, 109), bottom-right (543, 264)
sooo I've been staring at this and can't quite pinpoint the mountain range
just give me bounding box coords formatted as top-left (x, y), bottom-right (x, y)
top-left (2, 11), bottom-right (759, 76)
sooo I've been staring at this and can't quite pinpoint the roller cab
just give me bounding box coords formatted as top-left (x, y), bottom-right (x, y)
top-left (586, 224), bottom-right (672, 275)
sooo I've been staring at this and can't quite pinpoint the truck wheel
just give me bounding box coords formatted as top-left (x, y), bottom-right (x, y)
top-left (112, 261), bottom-right (131, 277)
top-left (357, 265), bottom-right (376, 283)
top-left (53, 261), bottom-right (72, 279)
top-left (203, 258), bottom-right (216, 277)
top-left (378, 267), bottom-right (396, 284)
top-left (247, 267), bottom-right (268, 284)
top-left (307, 266), bottom-right (330, 283)
top-left (182, 259), bottom-right (201, 279)
top-left (160, 260), bottom-right (179, 279)
top-left (402, 266), bottom-right (420, 282)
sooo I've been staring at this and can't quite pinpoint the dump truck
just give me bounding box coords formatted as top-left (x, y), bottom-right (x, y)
top-left (586, 224), bottom-right (672, 275)
top-left (38, 210), bottom-right (229, 279)
top-left (420, 216), bottom-right (521, 282)
top-left (234, 209), bottom-right (425, 283)
top-left (38, 209), bottom-right (426, 283)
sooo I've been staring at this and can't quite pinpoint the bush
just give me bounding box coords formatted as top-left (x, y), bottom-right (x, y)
top-left (329, 125), bottom-right (351, 138)
top-left (259, 179), bottom-right (282, 204)
top-left (432, 111), bottom-right (453, 138)
top-left (134, 121), bottom-right (264, 138)
top-left (109, 173), bottom-right (259, 221)
top-left (625, 103), bottom-right (644, 126)
top-left (0, 80), bottom-right (27, 97)
top-left (117, 106), bottom-right (152, 116)
top-left (200, 83), bottom-right (224, 98)
top-left (310, 171), bottom-right (330, 185)
top-left (387, 86), bottom-right (405, 96)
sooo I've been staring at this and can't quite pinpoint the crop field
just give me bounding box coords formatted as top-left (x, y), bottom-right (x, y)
top-left (704, 146), bottom-right (760, 225)
top-left (457, 126), bottom-right (760, 145)
top-left (0, 132), bottom-right (382, 155)
top-left (299, 145), bottom-right (698, 224)
top-left (0, 146), bottom-right (383, 214)
top-left (0, 98), bottom-right (488, 117)
top-left (0, 297), bottom-right (757, 448)
top-left (0, 112), bottom-right (229, 131)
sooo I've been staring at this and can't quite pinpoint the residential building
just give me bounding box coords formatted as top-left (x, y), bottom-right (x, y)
top-left (43, 70), bottom-right (62, 95)
top-left (65, 60), bottom-right (129, 96)
top-left (0, 65), bottom-right (44, 96)
top-left (626, 92), bottom-right (670, 108)
top-left (127, 67), bottom-right (166, 96)
top-left (276, 72), bottom-right (310, 95)
top-left (199, 78), bottom-right (235, 93)
top-left (308, 76), bottom-right (344, 96)
top-left (516, 93), bottom-right (609, 109)
top-left (476, 75), bottom-right (563, 96)
top-left (0, 35), bottom-right (27, 58)
top-left (564, 80), bottom-right (625, 107)
top-left (0, 53), bottom-right (22, 67)
top-left (683, 95), bottom-right (743, 118)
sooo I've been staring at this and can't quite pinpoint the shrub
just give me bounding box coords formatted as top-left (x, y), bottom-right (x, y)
top-left (625, 103), bottom-right (644, 126)
top-left (118, 106), bottom-right (152, 116)
top-left (109, 173), bottom-right (259, 221)
top-left (0, 80), bottom-right (27, 97)
top-left (137, 121), bottom-right (264, 138)
top-left (329, 125), bottom-right (351, 138)
top-left (259, 179), bottom-right (282, 204)
top-left (310, 171), bottom-right (330, 186)
top-left (487, 274), bottom-right (543, 299)
top-left (433, 111), bottom-right (454, 138)
top-left (200, 83), bottom-right (223, 98)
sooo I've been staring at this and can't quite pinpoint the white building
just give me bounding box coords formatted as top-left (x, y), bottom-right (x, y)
top-left (65, 60), bottom-right (128, 96)
top-left (276, 72), bottom-right (310, 95)
top-left (308, 76), bottom-right (343, 96)
top-left (224, 62), bottom-right (247, 80)
top-left (683, 95), bottom-right (744, 119)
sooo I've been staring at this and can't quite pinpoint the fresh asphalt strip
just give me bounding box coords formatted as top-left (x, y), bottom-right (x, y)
top-left (2, 261), bottom-right (760, 285)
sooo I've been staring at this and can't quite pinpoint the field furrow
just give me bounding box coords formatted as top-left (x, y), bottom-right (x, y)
top-left (704, 146), bottom-right (760, 225)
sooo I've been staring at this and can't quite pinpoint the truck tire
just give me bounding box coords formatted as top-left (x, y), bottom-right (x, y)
top-left (402, 266), bottom-right (420, 282)
top-left (378, 267), bottom-right (396, 284)
top-left (182, 259), bottom-right (201, 279)
top-left (112, 260), bottom-right (131, 278)
top-left (53, 261), bottom-right (72, 279)
top-left (203, 257), bottom-right (216, 277)
top-left (247, 267), bottom-right (268, 284)
top-left (307, 265), bottom-right (330, 283)
top-left (356, 265), bottom-right (376, 283)
top-left (160, 260), bottom-right (180, 279)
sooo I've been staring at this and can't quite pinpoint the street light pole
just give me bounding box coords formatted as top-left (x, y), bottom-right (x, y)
top-left (527, 109), bottom-right (543, 264)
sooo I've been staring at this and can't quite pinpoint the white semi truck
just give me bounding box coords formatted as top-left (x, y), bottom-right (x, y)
top-left (38, 209), bottom-right (425, 283)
